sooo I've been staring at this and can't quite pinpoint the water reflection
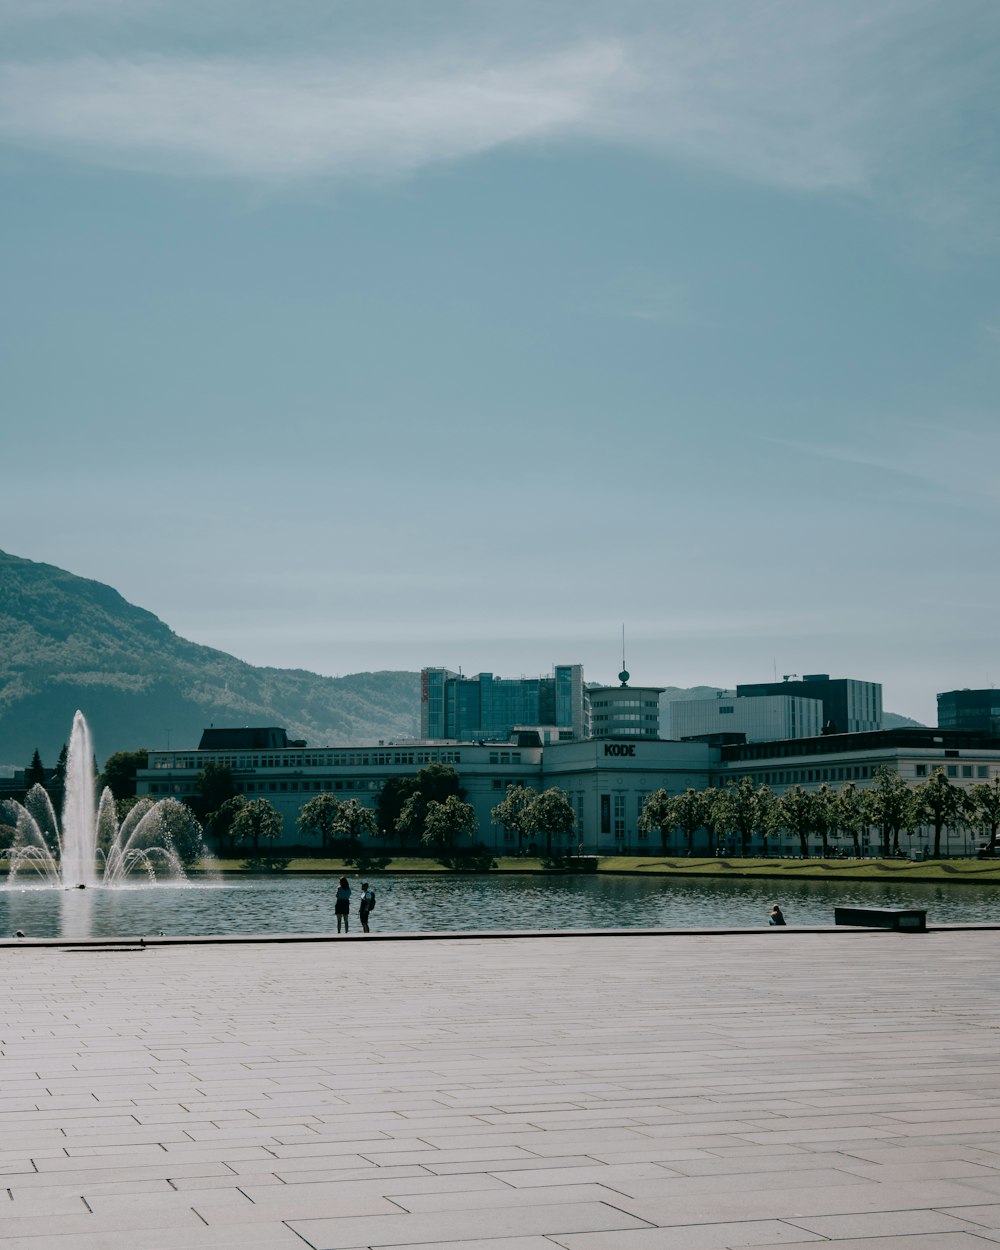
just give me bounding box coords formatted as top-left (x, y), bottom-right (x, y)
top-left (1, 872), bottom-right (998, 940)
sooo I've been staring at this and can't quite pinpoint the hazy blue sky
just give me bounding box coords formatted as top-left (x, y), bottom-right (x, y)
top-left (2, 0), bottom-right (998, 724)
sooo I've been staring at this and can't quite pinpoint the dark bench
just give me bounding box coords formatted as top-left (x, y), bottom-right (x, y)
top-left (835, 906), bottom-right (926, 932)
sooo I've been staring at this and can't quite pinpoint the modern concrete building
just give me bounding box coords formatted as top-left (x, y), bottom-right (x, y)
top-left (420, 665), bottom-right (588, 742)
top-left (736, 673), bottom-right (882, 735)
top-left (139, 721), bottom-right (1000, 859)
top-left (667, 693), bottom-right (824, 743)
top-left (938, 688), bottom-right (1000, 736)
top-left (589, 671), bottom-right (664, 739)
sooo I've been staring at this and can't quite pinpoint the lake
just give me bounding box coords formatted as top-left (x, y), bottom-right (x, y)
top-left (2, 872), bottom-right (999, 940)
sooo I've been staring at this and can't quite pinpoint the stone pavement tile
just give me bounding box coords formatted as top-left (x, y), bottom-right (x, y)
top-left (596, 1178), bottom-right (995, 1226)
top-left (742, 1237), bottom-right (1000, 1250)
top-left (594, 1167), bottom-right (873, 1199)
top-left (785, 1208), bottom-right (987, 1238)
top-left (381, 1239), bottom-right (557, 1250)
top-left (837, 1159), bottom-right (1000, 1182)
top-left (0, 1204), bottom-right (205, 1239)
top-left (289, 1199), bottom-right (650, 1248)
top-left (0, 1220), bottom-right (309, 1249)
top-left (497, 1162), bottom-right (680, 1188)
top-left (551, 1221), bottom-right (824, 1248)
top-left (942, 1202), bottom-right (1000, 1227)
top-left (4, 1160), bottom-right (239, 1189)
top-left (272, 1164), bottom-right (434, 1186)
top-left (389, 1182), bottom-right (625, 1213)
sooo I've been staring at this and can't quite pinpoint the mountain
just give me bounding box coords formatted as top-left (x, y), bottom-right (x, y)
top-left (0, 549), bottom-right (927, 768)
top-left (0, 550), bottom-right (421, 764)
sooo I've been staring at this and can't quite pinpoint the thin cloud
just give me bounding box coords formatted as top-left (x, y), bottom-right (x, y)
top-left (0, 44), bottom-right (626, 180)
top-left (0, 0), bottom-right (995, 237)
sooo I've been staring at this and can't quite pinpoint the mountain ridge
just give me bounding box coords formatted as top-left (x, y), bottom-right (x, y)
top-left (0, 549), bottom-right (924, 766)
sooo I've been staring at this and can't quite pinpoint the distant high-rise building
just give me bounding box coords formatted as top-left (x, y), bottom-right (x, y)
top-left (668, 694), bottom-right (823, 743)
top-left (735, 674), bottom-right (882, 735)
top-left (420, 665), bottom-right (588, 742)
top-left (937, 689), bottom-right (1000, 736)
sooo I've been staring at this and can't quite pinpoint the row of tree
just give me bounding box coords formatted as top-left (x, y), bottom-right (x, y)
top-left (638, 768), bottom-right (1000, 859)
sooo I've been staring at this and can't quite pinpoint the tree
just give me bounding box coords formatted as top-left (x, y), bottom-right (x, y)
top-left (333, 798), bottom-right (378, 844)
top-left (834, 782), bottom-right (867, 858)
top-left (969, 777), bottom-right (1000, 854)
top-left (521, 787), bottom-right (576, 857)
top-left (297, 792), bottom-right (341, 850)
top-left (98, 749), bottom-right (149, 798)
top-left (380, 764), bottom-right (465, 848)
top-left (231, 798), bottom-right (283, 850)
top-left (50, 744), bottom-right (68, 802)
top-left (491, 784), bottom-right (538, 851)
top-left (864, 766), bottom-right (914, 857)
top-left (24, 750), bottom-right (46, 790)
top-left (206, 794), bottom-right (247, 852)
top-left (422, 795), bottom-right (478, 851)
top-left (672, 789), bottom-right (706, 853)
top-left (813, 783), bottom-right (836, 859)
top-left (911, 769), bottom-right (965, 860)
top-left (395, 791), bottom-right (427, 849)
top-left (718, 777), bottom-right (776, 856)
top-left (151, 798), bottom-right (205, 868)
top-left (193, 762), bottom-right (236, 823)
top-left (638, 789), bottom-right (674, 853)
top-left (699, 787), bottom-right (724, 855)
top-left (778, 786), bottom-right (820, 858)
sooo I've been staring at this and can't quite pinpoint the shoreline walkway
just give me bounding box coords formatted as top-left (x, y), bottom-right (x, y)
top-left (3, 930), bottom-right (1000, 1248)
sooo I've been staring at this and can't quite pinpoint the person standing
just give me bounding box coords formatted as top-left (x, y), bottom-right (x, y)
top-left (359, 881), bottom-right (376, 933)
top-left (335, 877), bottom-right (351, 933)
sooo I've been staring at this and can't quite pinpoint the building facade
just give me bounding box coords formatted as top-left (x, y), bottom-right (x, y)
top-left (589, 675), bottom-right (664, 739)
top-left (938, 689), bottom-right (1000, 736)
top-left (420, 665), bottom-right (588, 742)
top-left (667, 694), bottom-right (824, 743)
top-left (736, 674), bottom-right (882, 735)
top-left (137, 726), bottom-right (1000, 861)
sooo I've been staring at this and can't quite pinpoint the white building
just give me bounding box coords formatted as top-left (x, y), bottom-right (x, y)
top-left (667, 693), bottom-right (823, 743)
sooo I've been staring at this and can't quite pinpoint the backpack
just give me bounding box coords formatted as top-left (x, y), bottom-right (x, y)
top-left (367, 890), bottom-right (375, 912)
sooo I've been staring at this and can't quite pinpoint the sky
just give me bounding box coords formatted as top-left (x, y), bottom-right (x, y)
top-left (1, 0), bottom-right (999, 726)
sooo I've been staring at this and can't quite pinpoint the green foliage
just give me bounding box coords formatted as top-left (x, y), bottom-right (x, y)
top-left (390, 764), bottom-right (466, 848)
top-left (24, 749), bottom-right (46, 789)
top-left (911, 768), bottom-right (966, 860)
top-left (519, 787), bottom-right (576, 857)
top-left (421, 794), bottom-right (478, 850)
top-left (151, 797), bottom-right (205, 868)
top-left (717, 777), bottom-right (778, 855)
top-left (231, 797), bottom-right (282, 849)
top-left (98, 748), bottom-right (149, 797)
top-left (490, 783), bottom-right (538, 850)
top-left (195, 762), bottom-right (236, 819)
top-left (334, 798), bottom-right (378, 843)
top-left (834, 781), bottom-right (867, 857)
top-left (969, 777), bottom-right (1000, 850)
top-left (297, 792), bottom-right (341, 849)
top-left (637, 789), bottom-right (674, 852)
top-left (864, 766), bottom-right (916, 856)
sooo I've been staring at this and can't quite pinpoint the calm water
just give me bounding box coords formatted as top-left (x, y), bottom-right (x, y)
top-left (1, 873), bottom-right (998, 940)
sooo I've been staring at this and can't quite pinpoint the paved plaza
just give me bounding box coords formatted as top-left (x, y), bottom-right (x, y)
top-left (3, 928), bottom-right (1000, 1249)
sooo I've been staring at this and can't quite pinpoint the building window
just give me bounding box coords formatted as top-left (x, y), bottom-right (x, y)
top-left (915, 764), bottom-right (927, 777)
top-left (962, 765), bottom-right (973, 778)
top-left (979, 766), bottom-right (989, 778)
top-left (947, 765), bottom-right (958, 778)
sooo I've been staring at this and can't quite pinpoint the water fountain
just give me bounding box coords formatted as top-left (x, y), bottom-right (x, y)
top-left (2, 711), bottom-right (201, 888)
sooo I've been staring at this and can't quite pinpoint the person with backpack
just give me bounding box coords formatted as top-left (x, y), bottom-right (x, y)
top-left (359, 882), bottom-right (376, 933)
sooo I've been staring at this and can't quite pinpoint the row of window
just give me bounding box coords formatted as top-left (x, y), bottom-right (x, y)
top-left (152, 749), bottom-right (464, 771)
top-left (732, 762), bottom-right (995, 787)
top-left (148, 779), bottom-right (381, 796)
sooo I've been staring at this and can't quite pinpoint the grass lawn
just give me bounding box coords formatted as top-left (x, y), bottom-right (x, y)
top-left (192, 855), bottom-right (1000, 884)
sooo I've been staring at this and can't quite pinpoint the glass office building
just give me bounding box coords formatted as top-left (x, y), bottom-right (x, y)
top-left (420, 665), bottom-right (588, 742)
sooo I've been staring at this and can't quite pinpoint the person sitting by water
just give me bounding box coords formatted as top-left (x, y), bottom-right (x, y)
top-left (769, 904), bottom-right (786, 926)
